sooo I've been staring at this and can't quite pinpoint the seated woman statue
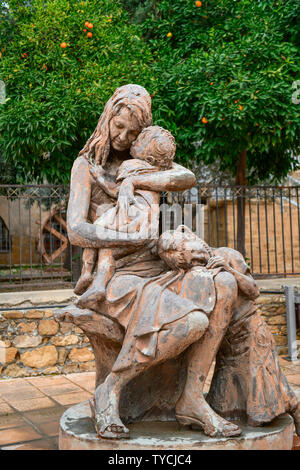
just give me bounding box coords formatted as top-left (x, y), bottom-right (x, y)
top-left (58, 84), bottom-right (299, 440)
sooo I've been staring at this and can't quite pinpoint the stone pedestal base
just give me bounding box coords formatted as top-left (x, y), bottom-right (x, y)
top-left (59, 401), bottom-right (294, 450)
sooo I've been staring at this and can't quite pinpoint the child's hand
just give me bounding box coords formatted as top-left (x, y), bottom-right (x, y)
top-left (116, 178), bottom-right (144, 225)
top-left (206, 256), bottom-right (231, 271)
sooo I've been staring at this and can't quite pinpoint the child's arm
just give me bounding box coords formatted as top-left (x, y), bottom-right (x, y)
top-left (206, 248), bottom-right (260, 300)
top-left (90, 164), bottom-right (120, 199)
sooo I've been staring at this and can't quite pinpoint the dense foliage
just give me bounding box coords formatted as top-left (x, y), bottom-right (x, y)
top-left (0, 0), bottom-right (299, 184)
top-left (135, 0), bottom-right (300, 183)
top-left (0, 0), bottom-right (154, 183)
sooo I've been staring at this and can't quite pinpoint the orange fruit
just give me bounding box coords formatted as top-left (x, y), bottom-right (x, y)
top-left (85, 21), bottom-right (89, 27)
top-left (83, 29), bottom-right (87, 32)
top-left (167, 32), bottom-right (173, 38)
top-left (195, 1), bottom-right (202, 6)
top-left (22, 52), bottom-right (28, 58)
top-left (202, 117), bottom-right (208, 124)
top-left (239, 105), bottom-right (243, 111)
top-left (108, 18), bottom-right (112, 22)
top-left (87, 32), bottom-right (92, 38)
top-left (88, 23), bottom-right (93, 29)
top-left (210, 82), bottom-right (214, 85)
top-left (60, 42), bottom-right (67, 48)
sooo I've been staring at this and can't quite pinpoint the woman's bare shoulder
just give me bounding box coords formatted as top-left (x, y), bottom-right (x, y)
top-left (71, 156), bottom-right (91, 181)
top-left (72, 156), bottom-right (89, 171)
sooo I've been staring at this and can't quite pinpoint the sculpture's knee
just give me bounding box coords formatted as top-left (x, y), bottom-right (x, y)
top-left (214, 271), bottom-right (237, 301)
top-left (186, 310), bottom-right (209, 342)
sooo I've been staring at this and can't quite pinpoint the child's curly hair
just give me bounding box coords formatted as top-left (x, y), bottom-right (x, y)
top-left (131, 125), bottom-right (176, 170)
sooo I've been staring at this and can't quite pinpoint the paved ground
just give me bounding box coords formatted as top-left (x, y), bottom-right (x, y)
top-left (0, 357), bottom-right (299, 450)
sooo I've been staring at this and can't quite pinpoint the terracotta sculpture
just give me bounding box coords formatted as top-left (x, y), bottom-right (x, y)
top-left (55, 84), bottom-right (300, 441)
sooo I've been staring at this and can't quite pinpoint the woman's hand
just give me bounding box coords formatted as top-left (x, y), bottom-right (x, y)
top-left (206, 256), bottom-right (231, 272)
top-left (90, 163), bottom-right (105, 182)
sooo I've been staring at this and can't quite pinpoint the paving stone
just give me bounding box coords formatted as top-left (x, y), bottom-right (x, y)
top-left (1, 438), bottom-right (55, 450)
top-left (0, 425), bottom-right (42, 445)
top-left (23, 406), bottom-right (65, 425)
top-left (37, 420), bottom-right (60, 437)
top-left (0, 413), bottom-right (26, 429)
top-left (52, 391), bottom-right (92, 406)
top-left (8, 397), bottom-right (55, 412)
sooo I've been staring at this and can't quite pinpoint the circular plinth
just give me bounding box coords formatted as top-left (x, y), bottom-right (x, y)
top-left (59, 401), bottom-right (294, 450)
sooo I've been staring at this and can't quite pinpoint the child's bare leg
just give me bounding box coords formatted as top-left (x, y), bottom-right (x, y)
top-left (74, 248), bottom-right (97, 295)
top-left (77, 249), bottom-right (115, 310)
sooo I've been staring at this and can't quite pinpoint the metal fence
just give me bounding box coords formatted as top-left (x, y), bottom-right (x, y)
top-left (0, 184), bottom-right (299, 291)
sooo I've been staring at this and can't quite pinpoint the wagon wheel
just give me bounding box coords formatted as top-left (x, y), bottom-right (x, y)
top-left (38, 209), bottom-right (69, 264)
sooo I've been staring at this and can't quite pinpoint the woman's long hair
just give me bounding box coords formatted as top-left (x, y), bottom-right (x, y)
top-left (78, 84), bottom-right (152, 166)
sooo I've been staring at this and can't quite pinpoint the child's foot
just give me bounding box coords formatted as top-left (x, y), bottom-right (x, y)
top-left (76, 284), bottom-right (105, 310)
top-left (74, 273), bottom-right (93, 295)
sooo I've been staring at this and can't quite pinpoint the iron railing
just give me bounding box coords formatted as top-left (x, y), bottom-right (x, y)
top-left (0, 184), bottom-right (299, 291)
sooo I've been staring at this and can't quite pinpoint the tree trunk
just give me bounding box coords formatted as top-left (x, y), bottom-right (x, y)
top-left (235, 148), bottom-right (247, 257)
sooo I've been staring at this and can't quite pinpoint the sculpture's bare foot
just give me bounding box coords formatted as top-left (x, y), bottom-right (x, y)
top-left (76, 285), bottom-right (105, 310)
top-left (291, 402), bottom-right (300, 436)
top-left (90, 387), bottom-right (129, 439)
top-left (175, 392), bottom-right (242, 438)
top-left (74, 273), bottom-right (93, 295)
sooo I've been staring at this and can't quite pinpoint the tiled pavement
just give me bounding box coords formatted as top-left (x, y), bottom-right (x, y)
top-left (0, 357), bottom-right (299, 450)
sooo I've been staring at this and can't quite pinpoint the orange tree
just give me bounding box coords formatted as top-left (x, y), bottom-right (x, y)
top-left (0, 0), bottom-right (154, 183)
top-left (137, 0), bottom-right (300, 184)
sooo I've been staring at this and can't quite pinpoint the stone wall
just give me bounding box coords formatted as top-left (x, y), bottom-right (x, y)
top-left (257, 294), bottom-right (300, 356)
top-left (0, 308), bottom-right (95, 378)
top-left (0, 290), bottom-right (299, 378)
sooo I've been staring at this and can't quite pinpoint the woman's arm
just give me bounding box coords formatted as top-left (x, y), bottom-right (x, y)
top-left (67, 157), bottom-right (151, 248)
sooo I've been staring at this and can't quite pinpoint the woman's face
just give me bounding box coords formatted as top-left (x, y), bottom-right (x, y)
top-left (109, 107), bottom-right (141, 151)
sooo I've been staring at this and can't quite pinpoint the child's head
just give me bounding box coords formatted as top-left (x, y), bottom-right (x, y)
top-left (130, 125), bottom-right (175, 170)
top-left (157, 226), bottom-right (213, 270)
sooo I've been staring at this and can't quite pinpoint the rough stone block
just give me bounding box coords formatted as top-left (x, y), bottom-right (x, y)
top-left (39, 320), bottom-right (59, 336)
top-left (266, 315), bottom-right (286, 326)
top-left (4, 363), bottom-right (28, 377)
top-left (69, 347), bottom-right (94, 363)
top-left (62, 363), bottom-right (80, 374)
top-left (58, 348), bottom-right (68, 365)
top-left (79, 361), bottom-right (95, 372)
top-left (74, 326), bottom-right (83, 334)
top-left (42, 366), bottom-right (59, 375)
top-left (18, 322), bottom-right (37, 334)
top-left (3, 310), bottom-right (24, 319)
top-left (13, 335), bottom-right (42, 348)
top-left (60, 323), bottom-right (73, 334)
top-left (51, 335), bottom-right (79, 347)
top-left (21, 345), bottom-right (58, 368)
top-left (24, 310), bottom-right (44, 319)
top-left (44, 310), bottom-right (54, 318)
top-left (4, 347), bottom-right (18, 363)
